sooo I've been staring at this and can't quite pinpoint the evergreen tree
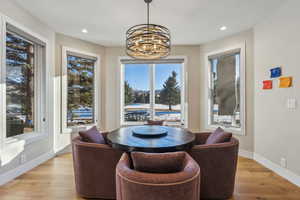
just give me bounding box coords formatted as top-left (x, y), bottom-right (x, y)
top-left (133, 91), bottom-right (149, 104)
top-left (124, 81), bottom-right (134, 105)
top-left (159, 71), bottom-right (180, 110)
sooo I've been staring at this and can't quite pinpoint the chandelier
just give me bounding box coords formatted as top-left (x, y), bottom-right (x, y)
top-left (126, 0), bottom-right (171, 59)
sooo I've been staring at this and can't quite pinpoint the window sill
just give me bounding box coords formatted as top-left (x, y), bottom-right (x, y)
top-left (121, 122), bottom-right (183, 127)
top-left (122, 122), bottom-right (146, 126)
top-left (62, 123), bottom-right (98, 134)
top-left (5, 132), bottom-right (48, 147)
top-left (206, 124), bottom-right (244, 136)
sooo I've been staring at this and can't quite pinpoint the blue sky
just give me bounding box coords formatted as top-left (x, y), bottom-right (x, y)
top-left (125, 63), bottom-right (181, 90)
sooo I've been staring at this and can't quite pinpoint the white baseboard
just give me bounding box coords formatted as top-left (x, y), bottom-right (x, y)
top-left (0, 151), bottom-right (54, 186)
top-left (56, 144), bottom-right (72, 155)
top-left (235, 149), bottom-right (300, 187)
top-left (254, 153), bottom-right (300, 187)
top-left (239, 149), bottom-right (254, 159)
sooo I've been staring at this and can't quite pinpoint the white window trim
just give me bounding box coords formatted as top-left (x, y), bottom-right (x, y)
top-left (61, 47), bottom-right (100, 134)
top-left (119, 56), bottom-right (188, 127)
top-left (0, 14), bottom-right (51, 148)
top-left (204, 43), bottom-right (246, 135)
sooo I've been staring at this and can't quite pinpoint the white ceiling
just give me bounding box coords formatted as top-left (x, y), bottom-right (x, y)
top-left (14, 0), bottom-right (286, 46)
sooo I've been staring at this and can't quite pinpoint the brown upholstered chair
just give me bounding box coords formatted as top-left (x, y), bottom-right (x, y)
top-left (116, 152), bottom-right (200, 200)
top-left (72, 135), bottom-right (123, 199)
top-left (188, 132), bottom-right (239, 200)
top-left (146, 120), bottom-right (164, 126)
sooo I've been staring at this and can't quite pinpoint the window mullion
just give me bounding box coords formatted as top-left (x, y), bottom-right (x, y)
top-left (180, 63), bottom-right (185, 126)
top-left (93, 59), bottom-right (98, 125)
top-left (34, 44), bottom-right (40, 133)
top-left (0, 16), bottom-right (5, 146)
top-left (35, 45), bottom-right (45, 133)
top-left (149, 64), bottom-right (155, 120)
top-left (120, 64), bottom-right (125, 125)
top-left (209, 60), bottom-right (213, 126)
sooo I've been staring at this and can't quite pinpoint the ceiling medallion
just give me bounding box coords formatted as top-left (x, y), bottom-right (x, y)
top-left (126, 0), bottom-right (171, 59)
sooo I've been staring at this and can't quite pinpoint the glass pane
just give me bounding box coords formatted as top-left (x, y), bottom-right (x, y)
top-left (210, 53), bottom-right (241, 128)
top-left (154, 63), bottom-right (181, 124)
top-left (124, 64), bottom-right (150, 122)
top-left (67, 55), bottom-right (95, 126)
top-left (6, 32), bottom-right (35, 137)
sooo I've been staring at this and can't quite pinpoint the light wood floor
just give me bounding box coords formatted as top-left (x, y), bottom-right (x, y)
top-left (0, 154), bottom-right (299, 200)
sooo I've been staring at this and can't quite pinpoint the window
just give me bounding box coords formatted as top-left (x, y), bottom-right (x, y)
top-left (154, 63), bottom-right (182, 123)
top-left (67, 55), bottom-right (96, 127)
top-left (4, 23), bottom-right (46, 138)
top-left (121, 59), bottom-right (185, 126)
top-left (206, 45), bottom-right (245, 133)
top-left (61, 47), bottom-right (99, 132)
top-left (124, 64), bottom-right (150, 122)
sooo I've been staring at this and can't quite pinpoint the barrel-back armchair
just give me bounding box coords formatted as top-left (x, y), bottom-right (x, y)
top-left (72, 136), bottom-right (123, 199)
top-left (116, 152), bottom-right (201, 200)
top-left (188, 132), bottom-right (239, 200)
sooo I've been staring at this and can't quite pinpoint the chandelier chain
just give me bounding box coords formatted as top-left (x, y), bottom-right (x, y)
top-left (147, 2), bottom-right (149, 25)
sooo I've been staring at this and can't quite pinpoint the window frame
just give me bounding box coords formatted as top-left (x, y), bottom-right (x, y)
top-left (119, 57), bottom-right (187, 127)
top-left (204, 43), bottom-right (246, 135)
top-left (61, 47), bottom-right (100, 134)
top-left (0, 15), bottom-right (50, 147)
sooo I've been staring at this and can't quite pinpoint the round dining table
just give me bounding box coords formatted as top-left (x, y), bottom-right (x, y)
top-left (107, 125), bottom-right (195, 153)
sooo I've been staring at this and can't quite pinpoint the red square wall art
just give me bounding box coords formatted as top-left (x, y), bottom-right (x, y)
top-left (263, 80), bottom-right (273, 90)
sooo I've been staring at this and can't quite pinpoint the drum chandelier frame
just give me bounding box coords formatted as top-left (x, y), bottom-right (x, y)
top-left (126, 0), bottom-right (171, 59)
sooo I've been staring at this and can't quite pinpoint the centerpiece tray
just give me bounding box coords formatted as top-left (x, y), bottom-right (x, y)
top-left (132, 126), bottom-right (168, 138)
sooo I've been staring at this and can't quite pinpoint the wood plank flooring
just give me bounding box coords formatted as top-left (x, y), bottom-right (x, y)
top-left (0, 153), bottom-right (299, 200)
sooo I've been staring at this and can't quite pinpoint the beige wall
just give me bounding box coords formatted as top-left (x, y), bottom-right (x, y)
top-left (254, 0), bottom-right (300, 176)
top-left (104, 46), bottom-right (201, 131)
top-left (0, 0), bottom-right (55, 176)
top-left (199, 30), bottom-right (255, 152)
top-left (54, 33), bottom-right (106, 151)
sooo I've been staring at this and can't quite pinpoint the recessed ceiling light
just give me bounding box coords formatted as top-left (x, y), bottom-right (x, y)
top-left (220, 26), bottom-right (227, 31)
top-left (82, 29), bottom-right (88, 33)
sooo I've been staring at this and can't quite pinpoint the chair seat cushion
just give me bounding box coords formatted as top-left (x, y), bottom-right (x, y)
top-left (131, 152), bottom-right (186, 173)
top-left (79, 126), bottom-right (105, 144)
top-left (205, 127), bottom-right (232, 144)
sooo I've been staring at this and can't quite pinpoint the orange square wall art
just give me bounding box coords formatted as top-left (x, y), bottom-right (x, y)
top-left (279, 76), bottom-right (292, 88)
top-left (263, 80), bottom-right (273, 89)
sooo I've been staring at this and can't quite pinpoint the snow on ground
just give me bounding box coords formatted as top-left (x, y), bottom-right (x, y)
top-left (125, 104), bottom-right (181, 111)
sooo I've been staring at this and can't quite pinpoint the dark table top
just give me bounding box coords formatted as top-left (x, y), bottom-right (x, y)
top-left (107, 125), bottom-right (195, 153)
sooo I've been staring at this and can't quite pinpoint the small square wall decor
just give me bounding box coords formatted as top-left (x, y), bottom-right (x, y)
top-left (279, 77), bottom-right (292, 88)
top-left (270, 67), bottom-right (282, 78)
top-left (263, 80), bottom-right (273, 90)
